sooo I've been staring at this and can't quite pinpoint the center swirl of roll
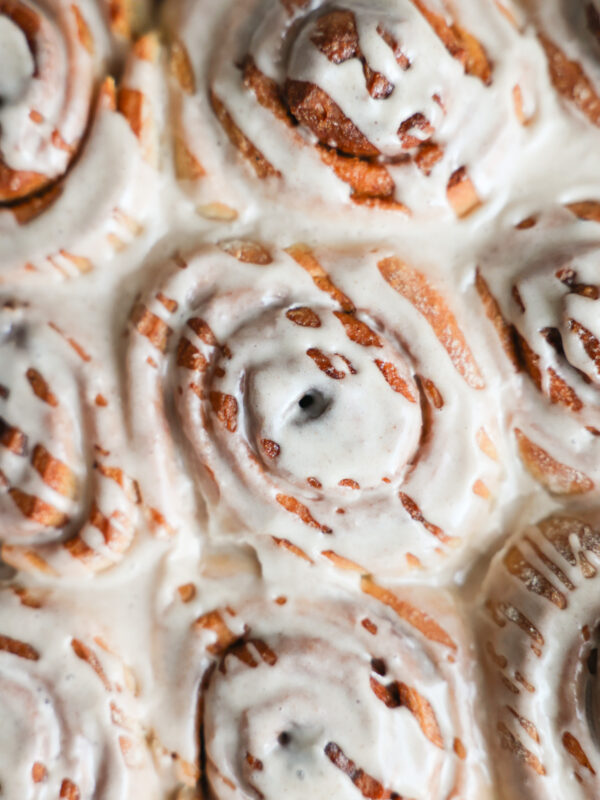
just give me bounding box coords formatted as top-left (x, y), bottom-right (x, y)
top-left (217, 304), bottom-right (422, 493)
top-left (282, 2), bottom-right (449, 159)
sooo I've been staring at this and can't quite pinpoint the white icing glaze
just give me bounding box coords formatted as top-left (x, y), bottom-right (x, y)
top-left (0, 587), bottom-right (161, 798)
top-left (127, 243), bottom-right (504, 577)
top-left (0, 27), bottom-right (163, 283)
top-left (476, 216), bottom-right (600, 497)
top-left (284, 2), bottom-right (450, 156)
top-left (0, 0), bottom-right (112, 179)
top-left (175, 583), bottom-right (491, 800)
top-left (0, 0), bottom-right (600, 797)
top-left (0, 301), bottom-right (140, 576)
top-left (0, 16), bottom-right (34, 103)
top-left (170, 0), bottom-right (600, 219)
top-left (479, 513), bottom-right (600, 799)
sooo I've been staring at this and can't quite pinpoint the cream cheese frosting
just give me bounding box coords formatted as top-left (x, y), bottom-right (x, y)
top-left (127, 242), bottom-right (504, 578)
top-left (194, 587), bottom-right (489, 800)
top-left (479, 513), bottom-right (600, 798)
top-left (0, 0), bottom-right (112, 187)
top-left (1, 0), bottom-right (600, 798)
top-left (476, 213), bottom-right (600, 499)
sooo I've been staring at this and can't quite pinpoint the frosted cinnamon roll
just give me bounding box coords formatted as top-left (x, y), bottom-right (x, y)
top-left (479, 512), bottom-right (600, 799)
top-left (128, 242), bottom-right (502, 576)
top-left (166, 0), bottom-right (534, 218)
top-left (0, 585), bottom-right (159, 797)
top-left (190, 586), bottom-right (490, 799)
top-left (0, 301), bottom-right (140, 576)
top-left (475, 220), bottom-right (600, 496)
top-left (0, 0), bottom-right (110, 205)
top-left (0, 3), bottom-right (162, 282)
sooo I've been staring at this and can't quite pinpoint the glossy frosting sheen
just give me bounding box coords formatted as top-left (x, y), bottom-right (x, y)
top-left (1, 0), bottom-right (600, 798)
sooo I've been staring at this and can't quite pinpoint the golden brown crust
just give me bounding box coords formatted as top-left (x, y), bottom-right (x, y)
top-left (514, 428), bottom-right (594, 495)
top-left (284, 80), bottom-right (380, 158)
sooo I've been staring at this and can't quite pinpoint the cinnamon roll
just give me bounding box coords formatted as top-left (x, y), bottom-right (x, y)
top-left (475, 218), bottom-right (600, 496)
top-left (190, 586), bottom-right (490, 799)
top-left (0, 585), bottom-right (159, 797)
top-left (0, 301), bottom-right (140, 576)
top-left (0, 2), bottom-right (162, 282)
top-left (128, 242), bottom-right (502, 576)
top-left (166, 0), bottom-right (536, 218)
top-left (479, 512), bottom-right (600, 799)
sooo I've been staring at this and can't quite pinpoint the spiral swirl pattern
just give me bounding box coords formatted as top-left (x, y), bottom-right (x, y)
top-left (0, 0), bottom-right (104, 203)
top-left (128, 241), bottom-right (501, 576)
top-left (0, 301), bottom-right (140, 576)
top-left (0, 2), bottom-right (162, 282)
top-left (479, 512), bottom-right (600, 799)
top-left (476, 219), bottom-right (600, 496)
top-left (3, 1), bottom-right (600, 797)
top-left (191, 587), bottom-right (489, 800)
top-left (167, 0), bottom-right (536, 217)
top-left (0, 588), bottom-right (159, 798)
